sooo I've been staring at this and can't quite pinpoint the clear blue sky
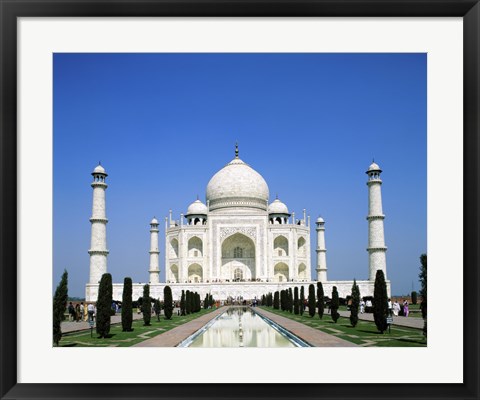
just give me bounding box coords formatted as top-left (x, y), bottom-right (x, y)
top-left (53, 53), bottom-right (426, 298)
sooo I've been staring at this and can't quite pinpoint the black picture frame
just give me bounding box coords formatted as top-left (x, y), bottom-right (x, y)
top-left (1, 1), bottom-right (478, 399)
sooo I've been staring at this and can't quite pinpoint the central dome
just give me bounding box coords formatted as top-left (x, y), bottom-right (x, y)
top-left (206, 156), bottom-right (269, 212)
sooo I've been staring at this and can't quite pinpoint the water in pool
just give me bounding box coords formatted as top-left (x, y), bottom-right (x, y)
top-left (187, 307), bottom-right (296, 348)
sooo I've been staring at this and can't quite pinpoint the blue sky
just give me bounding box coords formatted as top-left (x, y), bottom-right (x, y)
top-left (53, 53), bottom-right (426, 298)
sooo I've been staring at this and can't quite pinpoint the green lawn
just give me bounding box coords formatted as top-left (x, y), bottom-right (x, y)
top-left (59, 308), bottom-right (216, 347)
top-left (259, 307), bottom-right (426, 347)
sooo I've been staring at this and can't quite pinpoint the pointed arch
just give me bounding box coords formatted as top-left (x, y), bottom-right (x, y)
top-left (188, 263), bottom-right (203, 283)
top-left (170, 264), bottom-right (179, 283)
top-left (297, 236), bottom-right (306, 256)
top-left (298, 263), bottom-right (307, 280)
top-left (274, 235), bottom-right (289, 257)
top-left (188, 236), bottom-right (203, 257)
top-left (170, 238), bottom-right (179, 258)
top-left (274, 262), bottom-right (289, 282)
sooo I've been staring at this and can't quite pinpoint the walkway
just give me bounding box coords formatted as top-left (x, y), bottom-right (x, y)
top-left (134, 307), bottom-right (225, 347)
top-left (61, 313), bottom-right (143, 334)
top-left (337, 310), bottom-right (424, 329)
top-left (254, 308), bottom-right (357, 347)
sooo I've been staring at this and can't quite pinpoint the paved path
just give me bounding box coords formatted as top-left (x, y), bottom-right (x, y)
top-left (134, 307), bottom-right (226, 347)
top-left (254, 308), bottom-right (357, 347)
top-left (62, 313), bottom-right (143, 334)
top-left (337, 310), bottom-right (424, 329)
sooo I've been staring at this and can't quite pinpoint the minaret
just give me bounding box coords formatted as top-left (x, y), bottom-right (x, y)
top-left (366, 161), bottom-right (387, 280)
top-left (149, 217), bottom-right (160, 284)
top-left (88, 164), bottom-right (109, 284)
top-left (315, 217), bottom-right (328, 281)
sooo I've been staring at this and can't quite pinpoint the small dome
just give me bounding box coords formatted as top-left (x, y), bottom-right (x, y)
top-left (186, 199), bottom-right (208, 216)
top-left (93, 164), bottom-right (106, 174)
top-left (150, 217), bottom-right (159, 225)
top-left (367, 162), bottom-right (381, 172)
top-left (268, 198), bottom-right (289, 215)
top-left (316, 216), bottom-right (325, 224)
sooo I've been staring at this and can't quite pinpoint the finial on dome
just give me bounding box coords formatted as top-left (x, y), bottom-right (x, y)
top-left (276, 193), bottom-right (278, 200)
top-left (235, 142), bottom-right (239, 159)
top-left (196, 194), bottom-right (199, 201)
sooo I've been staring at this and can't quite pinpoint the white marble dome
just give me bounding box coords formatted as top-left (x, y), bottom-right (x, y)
top-left (316, 216), bottom-right (325, 224)
top-left (206, 157), bottom-right (269, 211)
top-left (367, 162), bottom-right (381, 171)
top-left (93, 164), bottom-right (106, 174)
top-left (268, 198), bottom-right (289, 214)
top-left (186, 199), bottom-right (208, 215)
top-left (150, 217), bottom-right (159, 224)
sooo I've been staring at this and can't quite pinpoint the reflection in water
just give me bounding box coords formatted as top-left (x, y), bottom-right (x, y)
top-left (189, 307), bottom-right (296, 347)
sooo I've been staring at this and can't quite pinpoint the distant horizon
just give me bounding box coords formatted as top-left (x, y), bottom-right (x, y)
top-left (53, 53), bottom-right (426, 297)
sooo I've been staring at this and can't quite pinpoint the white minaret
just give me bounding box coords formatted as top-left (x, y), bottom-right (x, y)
top-left (88, 164), bottom-right (109, 284)
top-left (149, 217), bottom-right (160, 284)
top-left (366, 161), bottom-right (387, 280)
top-left (315, 217), bottom-right (328, 281)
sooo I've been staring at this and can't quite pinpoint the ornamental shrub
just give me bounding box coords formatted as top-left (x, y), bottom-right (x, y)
top-left (121, 277), bottom-right (133, 331)
top-left (164, 286), bottom-right (173, 320)
top-left (331, 286), bottom-right (340, 323)
top-left (373, 270), bottom-right (388, 333)
top-left (273, 291), bottom-right (280, 309)
top-left (350, 279), bottom-right (360, 327)
top-left (300, 286), bottom-right (305, 316)
top-left (141, 284), bottom-right (151, 326)
top-left (96, 273), bottom-right (113, 337)
top-left (308, 284), bottom-right (316, 317)
top-left (53, 269), bottom-right (68, 346)
top-left (180, 290), bottom-right (186, 315)
top-left (293, 287), bottom-right (299, 315)
top-left (317, 282), bottom-right (324, 319)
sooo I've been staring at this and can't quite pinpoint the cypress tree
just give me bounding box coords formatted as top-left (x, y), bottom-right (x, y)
top-left (190, 291), bottom-right (195, 313)
top-left (186, 290), bottom-right (191, 314)
top-left (273, 291), bottom-right (280, 309)
top-left (373, 270), bottom-right (388, 333)
top-left (96, 273), bottom-right (113, 338)
top-left (317, 282), bottom-right (325, 319)
top-left (154, 298), bottom-right (161, 321)
top-left (180, 290), bottom-right (186, 315)
top-left (331, 286), bottom-right (340, 323)
top-left (419, 254), bottom-right (427, 337)
top-left (308, 284), bottom-right (316, 317)
top-left (141, 284), bottom-right (151, 326)
top-left (121, 277), bottom-right (133, 331)
top-left (164, 286), bottom-right (173, 320)
top-left (288, 288), bottom-right (293, 313)
top-left (195, 292), bottom-right (200, 312)
top-left (300, 286), bottom-right (305, 316)
top-left (411, 291), bottom-right (418, 305)
top-left (350, 279), bottom-right (360, 327)
top-left (294, 287), bottom-right (299, 315)
top-left (53, 269), bottom-right (68, 346)
top-left (204, 293), bottom-right (209, 309)
top-left (280, 290), bottom-right (286, 311)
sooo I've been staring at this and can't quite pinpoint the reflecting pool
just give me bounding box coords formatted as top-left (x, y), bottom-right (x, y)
top-left (178, 307), bottom-right (310, 348)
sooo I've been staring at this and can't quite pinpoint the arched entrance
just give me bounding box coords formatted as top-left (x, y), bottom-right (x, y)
top-left (188, 263), bottom-right (203, 283)
top-left (274, 262), bottom-right (289, 282)
top-left (221, 233), bottom-right (255, 281)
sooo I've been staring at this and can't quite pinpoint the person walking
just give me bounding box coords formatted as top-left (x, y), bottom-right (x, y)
top-left (87, 303), bottom-right (95, 322)
top-left (68, 302), bottom-right (75, 321)
top-left (75, 303), bottom-right (81, 322)
top-left (403, 300), bottom-right (409, 317)
top-left (80, 302), bottom-right (85, 321)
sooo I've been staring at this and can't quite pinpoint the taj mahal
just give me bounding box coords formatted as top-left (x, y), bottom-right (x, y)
top-left (85, 145), bottom-right (391, 302)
